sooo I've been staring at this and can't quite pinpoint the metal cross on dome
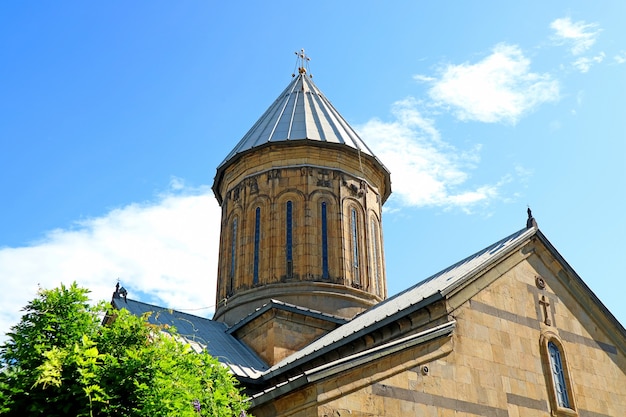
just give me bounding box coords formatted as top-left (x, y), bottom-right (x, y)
top-left (294, 49), bottom-right (312, 77)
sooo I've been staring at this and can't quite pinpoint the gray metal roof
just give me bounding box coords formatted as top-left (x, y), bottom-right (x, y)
top-left (217, 73), bottom-right (377, 169)
top-left (227, 299), bottom-right (348, 335)
top-left (111, 226), bottom-right (537, 382)
top-left (263, 226), bottom-right (536, 378)
top-left (111, 297), bottom-right (268, 380)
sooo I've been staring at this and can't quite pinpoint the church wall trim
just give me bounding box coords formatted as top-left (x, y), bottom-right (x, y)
top-left (558, 329), bottom-right (617, 355)
top-left (261, 292), bottom-right (446, 381)
top-left (369, 390), bottom-right (617, 417)
top-left (469, 300), bottom-right (617, 355)
top-left (213, 141), bottom-right (391, 205)
top-left (251, 320), bottom-right (456, 409)
top-left (372, 383), bottom-right (509, 417)
top-left (506, 392), bottom-right (549, 412)
top-left (470, 299), bottom-right (541, 330)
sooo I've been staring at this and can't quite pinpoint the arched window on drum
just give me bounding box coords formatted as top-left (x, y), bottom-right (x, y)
top-left (370, 218), bottom-right (382, 296)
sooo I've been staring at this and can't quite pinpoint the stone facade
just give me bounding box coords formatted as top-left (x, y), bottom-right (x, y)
top-left (249, 235), bottom-right (626, 417)
top-left (213, 141), bottom-right (389, 325)
top-left (231, 302), bottom-right (345, 366)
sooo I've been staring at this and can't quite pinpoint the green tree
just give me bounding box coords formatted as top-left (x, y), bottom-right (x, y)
top-left (0, 283), bottom-right (250, 417)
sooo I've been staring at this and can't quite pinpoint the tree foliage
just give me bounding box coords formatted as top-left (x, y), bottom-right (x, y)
top-left (0, 283), bottom-right (250, 416)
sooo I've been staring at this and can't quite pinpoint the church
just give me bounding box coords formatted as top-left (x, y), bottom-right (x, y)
top-left (111, 53), bottom-right (626, 416)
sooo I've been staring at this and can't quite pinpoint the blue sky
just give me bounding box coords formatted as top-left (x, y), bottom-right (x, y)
top-left (1, 2), bottom-right (625, 339)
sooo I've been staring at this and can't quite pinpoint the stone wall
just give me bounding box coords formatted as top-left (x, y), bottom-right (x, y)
top-left (213, 142), bottom-right (389, 325)
top-left (251, 239), bottom-right (626, 416)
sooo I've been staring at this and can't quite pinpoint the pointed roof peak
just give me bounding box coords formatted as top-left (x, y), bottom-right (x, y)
top-left (216, 52), bottom-right (384, 170)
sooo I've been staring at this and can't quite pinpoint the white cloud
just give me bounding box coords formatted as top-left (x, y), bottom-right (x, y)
top-left (413, 74), bottom-right (436, 83)
top-left (358, 98), bottom-right (500, 210)
top-left (573, 53), bottom-right (605, 73)
top-left (550, 17), bottom-right (601, 55)
top-left (0, 187), bottom-right (221, 343)
top-left (169, 176), bottom-right (186, 191)
top-left (614, 51), bottom-right (626, 64)
top-left (425, 44), bottom-right (559, 124)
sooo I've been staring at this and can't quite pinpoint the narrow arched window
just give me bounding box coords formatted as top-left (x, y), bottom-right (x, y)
top-left (350, 207), bottom-right (360, 285)
top-left (253, 207), bottom-right (261, 285)
top-left (286, 201), bottom-right (293, 278)
top-left (371, 219), bottom-right (381, 296)
top-left (548, 341), bottom-right (570, 408)
top-left (229, 217), bottom-right (238, 295)
top-left (541, 333), bottom-right (576, 415)
top-left (321, 202), bottom-right (329, 279)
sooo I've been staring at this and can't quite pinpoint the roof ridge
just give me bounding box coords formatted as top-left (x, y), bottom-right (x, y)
top-left (227, 298), bottom-right (348, 335)
top-left (399, 227), bottom-right (534, 299)
top-left (113, 296), bottom-right (216, 323)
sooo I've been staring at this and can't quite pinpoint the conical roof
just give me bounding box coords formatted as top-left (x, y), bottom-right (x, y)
top-left (213, 65), bottom-right (391, 205)
top-left (217, 72), bottom-right (379, 169)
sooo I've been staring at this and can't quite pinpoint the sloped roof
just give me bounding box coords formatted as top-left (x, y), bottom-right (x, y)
top-left (110, 297), bottom-right (268, 380)
top-left (109, 227), bottom-right (537, 382)
top-left (227, 299), bottom-right (348, 335)
top-left (250, 320), bottom-right (456, 407)
top-left (262, 226), bottom-right (537, 378)
top-left (109, 222), bottom-right (626, 389)
top-left (217, 72), bottom-right (378, 170)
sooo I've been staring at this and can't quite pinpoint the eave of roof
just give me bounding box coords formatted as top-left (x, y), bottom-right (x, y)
top-left (110, 297), bottom-right (268, 380)
top-left (227, 299), bottom-right (348, 335)
top-left (250, 320), bottom-right (456, 408)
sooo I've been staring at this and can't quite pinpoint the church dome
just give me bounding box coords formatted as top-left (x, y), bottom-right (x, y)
top-left (212, 56), bottom-right (391, 326)
top-left (213, 69), bottom-right (390, 205)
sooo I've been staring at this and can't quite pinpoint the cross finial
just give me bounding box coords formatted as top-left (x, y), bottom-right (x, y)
top-left (293, 49), bottom-right (311, 77)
